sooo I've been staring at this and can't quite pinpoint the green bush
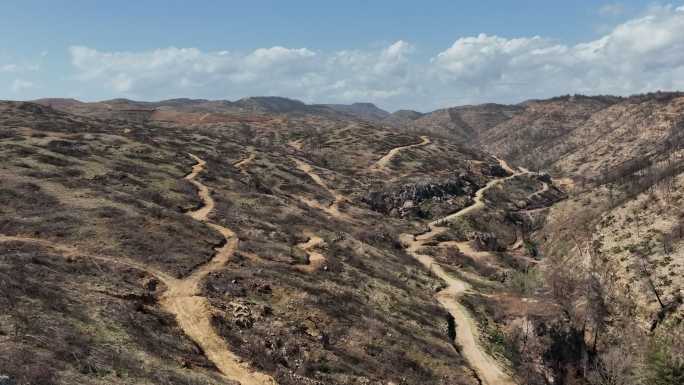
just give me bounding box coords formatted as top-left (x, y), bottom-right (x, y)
top-left (643, 321), bottom-right (684, 385)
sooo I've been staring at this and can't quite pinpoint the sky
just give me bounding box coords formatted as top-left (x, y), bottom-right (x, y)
top-left (1, 1), bottom-right (684, 111)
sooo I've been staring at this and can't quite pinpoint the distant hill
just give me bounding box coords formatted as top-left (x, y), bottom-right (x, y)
top-left (381, 109), bottom-right (424, 128)
top-left (321, 102), bottom-right (390, 121)
top-left (405, 103), bottom-right (521, 140)
top-left (34, 96), bottom-right (347, 122)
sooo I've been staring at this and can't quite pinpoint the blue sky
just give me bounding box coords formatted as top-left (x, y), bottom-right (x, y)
top-left (2, 1), bottom-right (684, 111)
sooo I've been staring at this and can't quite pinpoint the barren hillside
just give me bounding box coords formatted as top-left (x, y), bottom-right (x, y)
top-left (0, 99), bottom-right (563, 385)
top-left (4, 91), bottom-right (682, 385)
top-left (394, 92), bottom-right (684, 385)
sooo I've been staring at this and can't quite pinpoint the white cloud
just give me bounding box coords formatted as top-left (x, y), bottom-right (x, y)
top-left (430, 5), bottom-right (684, 103)
top-left (67, 5), bottom-right (684, 111)
top-left (11, 79), bottom-right (35, 92)
top-left (68, 42), bottom-right (416, 106)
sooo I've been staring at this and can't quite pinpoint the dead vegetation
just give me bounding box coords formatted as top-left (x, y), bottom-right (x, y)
top-left (0, 100), bottom-right (503, 385)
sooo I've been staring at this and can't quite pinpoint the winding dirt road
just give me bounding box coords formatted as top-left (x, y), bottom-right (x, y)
top-left (400, 157), bottom-right (523, 385)
top-left (234, 152), bottom-right (256, 171)
top-left (0, 234), bottom-right (178, 284)
top-left (158, 154), bottom-right (276, 385)
top-left (432, 159), bottom-right (524, 228)
top-left (371, 135), bottom-right (431, 172)
top-left (1, 154), bottom-right (276, 385)
top-left (291, 157), bottom-right (351, 220)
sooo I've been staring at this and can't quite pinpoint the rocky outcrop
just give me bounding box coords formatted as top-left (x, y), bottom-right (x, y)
top-left (363, 174), bottom-right (477, 217)
top-left (472, 232), bottom-right (503, 252)
top-left (363, 162), bottom-right (510, 218)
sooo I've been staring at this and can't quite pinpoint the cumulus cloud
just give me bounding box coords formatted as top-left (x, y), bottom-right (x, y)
top-left (68, 41), bottom-right (417, 106)
top-left (430, 4), bottom-right (684, 103)
top-left (67, 5), bottom-right (684, 110)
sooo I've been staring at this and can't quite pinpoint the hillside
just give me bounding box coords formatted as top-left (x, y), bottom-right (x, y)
top-left (34, 96), bottom-right (347, 124)
top-left (321, 103), bottom-right (390, 122)
top-left (4, 92), bottom-right (683, 385)
top-left (402, 93), bottom-right (684, 385)
top-left (381, 110), bottom-right (424, 129)
top-left (399, 93), bottom-right (683, 177)
top-left (0, 100), bottom-right (566, 385)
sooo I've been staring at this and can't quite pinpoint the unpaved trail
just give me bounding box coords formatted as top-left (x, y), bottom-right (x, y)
top-left (1, 233), bottom-right (275, 385)
top-left (293, 232), bottom-right (327, 273)
top-left (291, 157), bottom-right (351, 220)
top-left (498, 159), bottom-right (517, 174)
top-left (510, 229), bottom-right (524, 251)
top-left (234, 152), bottom-right (256, 170)
top-left (0, 234), bottom-right (177, 284)
top-left (400, 157), bottom-right (523, 385)
top-left (288, 139), bottom-right (304, 150)
top-left (184, 154), bottom-right (214, 221)
top-left (371, 135), bottom-right (431, 171)
top-left (430, 159), bottom-right (522, 229)
top-left (158, 153), bottom-right (277, 385)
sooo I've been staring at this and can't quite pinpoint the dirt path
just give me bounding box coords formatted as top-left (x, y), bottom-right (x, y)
top-left (400, 157), bottom-right (522, 385)
top-left (2, 153), bottom-right (278, 384)
top-left (288, 139), bottom-right (304, 151)
top-left (293, 232), bottom-right (327, 273)
top-left (430, 159), bottom-right (523, 229)
top-left (291, 157), bottom-right (351, 220)
top-left (510, 229), bottom-right (524, 250)
top-left (526, 180), bottom-right (549, 201)
top-left (0, 234), bottom-right (177, 284)
top-left (1, 234), bottom-right (274, 385)
top-left (158, 153), bottom-right (276, 385)
top-left (234, 152), bottom-right (256, 170)
top-left (498, 158), bottom-right (518, 174)
top-left (371, 135), bottom-right (431, 171)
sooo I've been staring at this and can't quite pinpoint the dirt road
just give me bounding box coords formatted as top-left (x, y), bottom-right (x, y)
top-left (400, 157), bottom-right (522, 385)
top-left (291, 157), bottom-right (351, 220)
top-left (1, 153), bottom-right (279, 385)
top-left (234, 152), bottom-right (256, 170)
top-left (158, 153), bottom-right (276, 385)
top-left (371, 135), bottom-right (431, 171)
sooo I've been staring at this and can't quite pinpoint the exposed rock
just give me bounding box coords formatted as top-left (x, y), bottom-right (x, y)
top-left (364, 175), bottom-right (476, 217)
top-left (472, 232), bottom-right (503, 252)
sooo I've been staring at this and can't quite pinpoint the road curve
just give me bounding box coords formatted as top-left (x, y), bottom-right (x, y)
top-left (160, 153), bottom-right (277, 385)
top-left (371, 135), bottom-right (431, 172)
top-left (401, 157), bottom-right (522, 385)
